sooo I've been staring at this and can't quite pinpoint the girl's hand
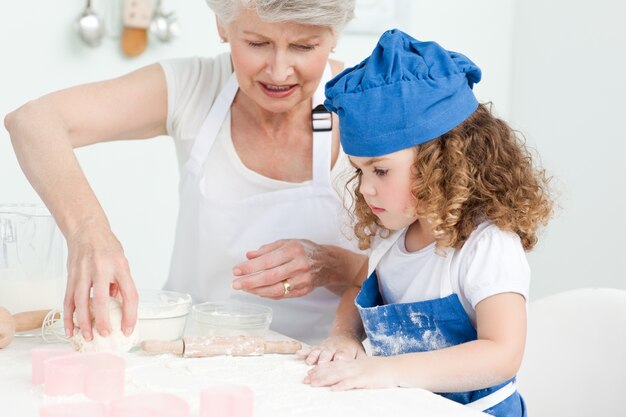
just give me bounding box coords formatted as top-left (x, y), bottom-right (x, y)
top-left (297, 335), bottom-right (366, 365)
top-left (304, 356), bottom-right (396, 390)
top-left (63, 225), bottom-right (138, 341)
top-left (232, 239), bottom-right (362, 299)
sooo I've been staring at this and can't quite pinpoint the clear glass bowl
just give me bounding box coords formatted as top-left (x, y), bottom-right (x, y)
top-left (134, 290), bottom-right (192, 342)
top-left (0, 204), bottom-right (65, 337)
top-left (191, 301), bottom-right (272, 337)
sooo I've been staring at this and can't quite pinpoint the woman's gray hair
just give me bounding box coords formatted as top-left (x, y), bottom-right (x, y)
top-left (206, 0), bottom-right (355, 33)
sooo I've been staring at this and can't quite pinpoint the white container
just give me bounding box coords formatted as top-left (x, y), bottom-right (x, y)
top-left (190, 301), bottom-right (272, 337)
top-left (0, 204), bottom-right (65, 315)
top-left (134, 290), bottom-right (192, 342)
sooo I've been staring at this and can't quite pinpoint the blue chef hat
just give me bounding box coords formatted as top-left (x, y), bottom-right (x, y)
top-left (324, 29), bottom-right (482, 157)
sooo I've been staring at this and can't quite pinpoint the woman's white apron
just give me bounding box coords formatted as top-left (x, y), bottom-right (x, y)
top-left (165, 64), bottom-right (353, 343)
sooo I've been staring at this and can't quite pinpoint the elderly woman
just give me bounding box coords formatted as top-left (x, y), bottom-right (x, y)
top-left (4, 0), bottom-right (365, 344)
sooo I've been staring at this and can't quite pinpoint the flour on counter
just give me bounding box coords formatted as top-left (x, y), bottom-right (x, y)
top-left (2, 335), bottom-right (481, 417)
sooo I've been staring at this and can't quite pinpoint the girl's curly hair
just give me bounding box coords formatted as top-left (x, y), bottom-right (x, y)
top-left (348, 103), bottom-right (553, 251)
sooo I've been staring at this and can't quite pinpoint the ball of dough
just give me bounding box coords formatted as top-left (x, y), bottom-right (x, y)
top-left (70, 297), bottom-right (135, 353)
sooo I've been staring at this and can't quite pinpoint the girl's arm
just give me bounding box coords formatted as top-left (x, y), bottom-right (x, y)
top-left (4, 64), bottom-right (168, 342)
top-left (298, 261), bottom-right (368, 364)
top-left (306, 292), bottom-right (526, 392)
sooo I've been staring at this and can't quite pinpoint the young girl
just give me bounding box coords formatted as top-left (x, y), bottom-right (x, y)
top-left (299, 29), bottom-right (552, 416)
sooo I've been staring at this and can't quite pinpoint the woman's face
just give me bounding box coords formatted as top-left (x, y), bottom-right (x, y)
top-left (219, 7), bottom-right (336, 114)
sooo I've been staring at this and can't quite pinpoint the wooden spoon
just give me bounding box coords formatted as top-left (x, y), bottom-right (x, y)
top-left (0, 308), bottom-right (58, 349)
top-left (121, 27), bottom-right (148, 57)
top-left (121, 0), bottom-right (153, 57)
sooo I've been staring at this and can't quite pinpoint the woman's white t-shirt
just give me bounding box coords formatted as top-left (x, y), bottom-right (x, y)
top-left (159, 53), bottom-right (352, 200)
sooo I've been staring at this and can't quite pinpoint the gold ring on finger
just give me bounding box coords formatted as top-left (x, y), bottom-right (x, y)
top-left (282, 279), bottom-right (291, 296)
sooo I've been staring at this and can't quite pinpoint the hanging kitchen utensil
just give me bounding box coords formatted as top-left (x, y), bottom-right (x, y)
top-left (121, 0), bottom-right (154, 57)
top-left (104, 0), bottom-right (123, 39)
top-left (76, 0), bottom-right (105, 47)
top-left (150, 0), bottom-right (179, 43)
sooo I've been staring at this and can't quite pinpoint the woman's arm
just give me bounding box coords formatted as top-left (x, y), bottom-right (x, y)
top-left (306, 292), bottom-right (527, 392)
top-left (4, 64), bottom-right (169, 341)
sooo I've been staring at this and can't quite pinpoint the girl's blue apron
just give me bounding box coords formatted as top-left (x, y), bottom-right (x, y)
top-left (356, 230), bottom-right (526, 417)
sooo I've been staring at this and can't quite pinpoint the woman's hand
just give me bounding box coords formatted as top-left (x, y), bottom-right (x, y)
top-left (304, 356), bottom-right (396, 391)
top-left (297, 335), bottom-right (366, 365)
top-left (231, 239), bottom-right (366, 299)
top-left (4, 64), bottom-right (166, 342)
top-left (63, 225), bottom-right (138, 341)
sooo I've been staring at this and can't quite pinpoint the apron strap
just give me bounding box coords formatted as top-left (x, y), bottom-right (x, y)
top-left (465, 381), bottom-right (517, 412)
top-left (311, 64), bottom-right (333, 188)
top-left (438, 248), bottom-right (454, 298)
top-left (185, 72), bottom-right (239, 176)
top-left (185, 61), bottom-right (335, 185)
top-left (367, 229), bottom-right (405, 277)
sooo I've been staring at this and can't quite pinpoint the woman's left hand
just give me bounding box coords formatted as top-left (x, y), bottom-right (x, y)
top-left (304, 356), bottom-right (395, 390)
top-left (231, 239), bottom-right (365, 299)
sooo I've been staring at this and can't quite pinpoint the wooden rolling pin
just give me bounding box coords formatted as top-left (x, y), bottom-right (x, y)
top-left (0, 307), bottom-right (57, 349)
top-left (141, 335), bottom-right (302, 358)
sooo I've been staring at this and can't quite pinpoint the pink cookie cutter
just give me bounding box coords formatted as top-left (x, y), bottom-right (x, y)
top-left (39, 402), bottom-right (108, 417)
top-left (109, 393), bottom-right (190, 417)
top-left (32, 348), bottom-right (75, 385)
top-left (38, 393), bottom-right (189, 417)
top-left (44, 352), bottom-right (125, 401)
top-left (200, 385), bottom-right (253, 417)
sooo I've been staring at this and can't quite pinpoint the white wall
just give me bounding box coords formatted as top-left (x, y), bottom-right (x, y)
top-left (408, 0), bottom-right (515, 118)
top-left (510, 0), bottom-right (626, 298)
top-left (4, 1), bottom-right (618, 301)
top-left (0, 0), bottom-right (221, 291)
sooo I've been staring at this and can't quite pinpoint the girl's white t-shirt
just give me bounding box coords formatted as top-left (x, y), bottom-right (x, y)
top-left (158, 53), bottom-right (353, 200)
top-left (377, 222), bottom-right (530, 325)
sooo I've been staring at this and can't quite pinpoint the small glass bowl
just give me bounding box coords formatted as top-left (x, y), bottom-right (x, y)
top-left (134, 290), bottom-right (192, 342)
top-left (190, 301), bottom-right (272, 337)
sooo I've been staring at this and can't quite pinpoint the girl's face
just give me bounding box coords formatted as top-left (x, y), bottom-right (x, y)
top-left (219, 8), bottom-right (336, 114)
top-left (350, 148), bottom-right (418, 231)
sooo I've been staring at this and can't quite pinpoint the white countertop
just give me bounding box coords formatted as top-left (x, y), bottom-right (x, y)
top-left (0, 334), bottom-right (487, 417)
